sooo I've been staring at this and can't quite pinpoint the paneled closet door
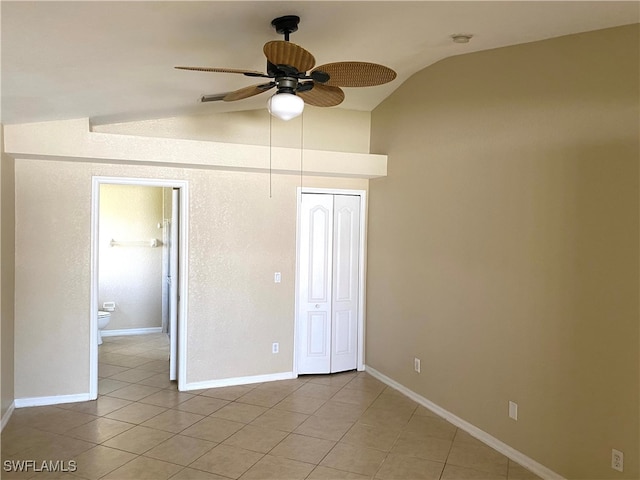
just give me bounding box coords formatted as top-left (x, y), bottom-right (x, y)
top-left (330, 194), bottom-right (360, 373)
top-left (298, 193), bottom-right (360, 375)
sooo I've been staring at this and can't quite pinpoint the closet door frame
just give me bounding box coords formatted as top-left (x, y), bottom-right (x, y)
top-left (294, 187), bottom-right (367, 375)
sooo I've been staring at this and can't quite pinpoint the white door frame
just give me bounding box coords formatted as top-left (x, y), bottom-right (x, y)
top-left (169, 188), bottom-right (180, 381)
top-left (90, 176), bottom-right (190, 397)
top-left (294, 187), bottom-right (367, 375)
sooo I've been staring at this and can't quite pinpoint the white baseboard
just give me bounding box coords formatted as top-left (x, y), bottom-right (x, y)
top-left (183, 371), bottom-right (296, 392)
top-left (365, 365), bottom-right (565, 480)
top-left (101, 327), bottom-right (163, 337)
top-left (14, 393), bottom-right (92, 408)
top-left (1, 401), bottom-right (16, 431)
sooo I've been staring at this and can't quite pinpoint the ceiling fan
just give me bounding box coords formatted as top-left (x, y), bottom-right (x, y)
top-left (175, 15), bottom-right (397, 120)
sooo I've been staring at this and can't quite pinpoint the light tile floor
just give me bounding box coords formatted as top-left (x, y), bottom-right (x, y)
top-left (2, 334), bottom-right (542, 479)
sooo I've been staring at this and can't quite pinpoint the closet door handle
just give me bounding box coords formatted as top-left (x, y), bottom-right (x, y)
top-left (315, 304), bottom-right (320, 309)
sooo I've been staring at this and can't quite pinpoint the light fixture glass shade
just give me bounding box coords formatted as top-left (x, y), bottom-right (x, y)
top-left (267, 92), bottom-right (304, 121)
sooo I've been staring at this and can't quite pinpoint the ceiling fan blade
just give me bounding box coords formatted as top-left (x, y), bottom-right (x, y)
top-left (263, 41), bottom-right (315, 73)
top-left (201, 93), bottom-right (227, 103)
top-left (223, 82), bottom-right (275, 102)
top-left (298, 84), bottom-right (345, 107)
top-left (175, 66), bottom-right (269, 78)
top-left (312, 62), bottom-right (396, 87)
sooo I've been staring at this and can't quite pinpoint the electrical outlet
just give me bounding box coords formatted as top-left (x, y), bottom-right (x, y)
top-left (509, 401), bottom-right (518, 421)
top-left (414, 357), bottom-right (421, 373)
top-left (272, 342), bottom-right (279, 354)
top-left (612, 449), bottom-right (623, 472)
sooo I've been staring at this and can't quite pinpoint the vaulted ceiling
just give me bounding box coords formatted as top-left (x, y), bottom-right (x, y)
top-left (1, 1), bottom-right (637, 125)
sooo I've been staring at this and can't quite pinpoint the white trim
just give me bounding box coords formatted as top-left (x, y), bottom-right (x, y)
top-left (90, 176), bottom-right (190, 398)
top-left (294, 187), bottom-right (367, 374)
top-left (357, 191), bottom-right (367, 371)
top-left (101, 327), bottom-right (163, 337)
top-left (177, 182), bottom-right (190, 392)
top-left (1, 401), bottom-right (16, 431)
top-left (183, 371), bottom-right (296, 392)
top-left (15, 393), bottom-right (92, 409)
top-left (365, 366), bottom-right (566, 480)
top-left (90, 177), bottom-right (100, 400)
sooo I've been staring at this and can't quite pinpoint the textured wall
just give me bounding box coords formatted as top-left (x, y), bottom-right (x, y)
top-left (1, 125), bottom-right (16, 420)
top-left (368, 25), bottom-right (639, 479)
top-left (14, 160), bottom-right (367, 398)
top-left (14, 160), bottom-right (93, 398)
top-left (99, 185), bottom-right (164, 331)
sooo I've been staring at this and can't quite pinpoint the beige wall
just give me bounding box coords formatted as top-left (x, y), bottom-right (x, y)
top-left (94, 108), bottom-right (372, 154)
top-left (368, 25), bottom-right (639, 479)
top-left (0, 126), bottom-right (15, 416)
top-left (99, 185), bottom-right (164, 331)
top-left (1, 125), bottom-right (16, 419)
top-left (13, 107), bottom-right (370, 399)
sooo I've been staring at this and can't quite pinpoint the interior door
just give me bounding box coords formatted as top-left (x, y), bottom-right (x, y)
top-left (297, 193), bottom-right (360, 374)
top-left (330, 195), bottom-right (360, 373)
top-left (298, 194), bottom-right (334, 374)
top-left (169, 188), bottom-right (179, 381)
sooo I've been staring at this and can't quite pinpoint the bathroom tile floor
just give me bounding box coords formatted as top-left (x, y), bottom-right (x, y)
top-left (2, 334), bottom-right (542, 479)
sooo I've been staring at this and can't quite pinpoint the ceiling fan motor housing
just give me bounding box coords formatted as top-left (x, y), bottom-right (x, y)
top-left (275, 76), bottom-right (298, 95)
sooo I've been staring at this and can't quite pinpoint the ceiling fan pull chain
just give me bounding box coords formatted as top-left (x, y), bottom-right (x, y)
top-left (269, 112), bottom-right (273, 199)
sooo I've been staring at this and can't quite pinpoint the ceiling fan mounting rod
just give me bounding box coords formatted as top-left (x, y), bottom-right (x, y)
top-left (271, 15), bottom-right (300, 42)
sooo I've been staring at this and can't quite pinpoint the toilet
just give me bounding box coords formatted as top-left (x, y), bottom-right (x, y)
top-left (97, 310), bottom-right (111, 345)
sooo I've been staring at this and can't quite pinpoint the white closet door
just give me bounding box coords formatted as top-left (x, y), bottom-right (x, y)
top-left (298, 193), bottom-right (360, 375)
top-left (330, 195), bottom-right (360, 373)
top-left (298, 194), bottom-right (334, 374)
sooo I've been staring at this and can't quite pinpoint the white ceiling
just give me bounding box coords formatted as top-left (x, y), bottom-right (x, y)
top-left (1, 1), bottom-right (638, 125)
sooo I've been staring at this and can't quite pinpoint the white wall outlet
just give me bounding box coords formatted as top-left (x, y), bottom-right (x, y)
top-left (612, 449), bottom-right (623, 472)
top-left (272, 342), bottom-right (279, 354)
top-left (414, 357), bottom-right (421, 373)
top-left (509, 401), bottom-right (518, 421)
top-left (274, 272), bottom-right (282, 283)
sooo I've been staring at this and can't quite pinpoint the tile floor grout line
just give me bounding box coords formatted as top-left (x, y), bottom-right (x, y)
top-left (369, 400), bottom-right (416, 480)
top-left (437, 426), bottom-right (459, 480)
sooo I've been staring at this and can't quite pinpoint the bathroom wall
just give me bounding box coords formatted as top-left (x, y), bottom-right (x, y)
top-left (99, 184), bottom-right (164, 331)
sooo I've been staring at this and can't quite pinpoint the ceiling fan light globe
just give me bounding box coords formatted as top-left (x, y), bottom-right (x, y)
top-left (268, 92), bottom-right (304, 121)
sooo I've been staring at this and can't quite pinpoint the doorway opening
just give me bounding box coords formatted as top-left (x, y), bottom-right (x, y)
top-left (89, 177), bottom-right (189, 398)
top-left (294, 187), bottom-right (367, 375)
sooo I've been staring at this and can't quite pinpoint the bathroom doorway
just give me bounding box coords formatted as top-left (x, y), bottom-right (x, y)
top-left (90, 177), bottom-right (189, 398)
